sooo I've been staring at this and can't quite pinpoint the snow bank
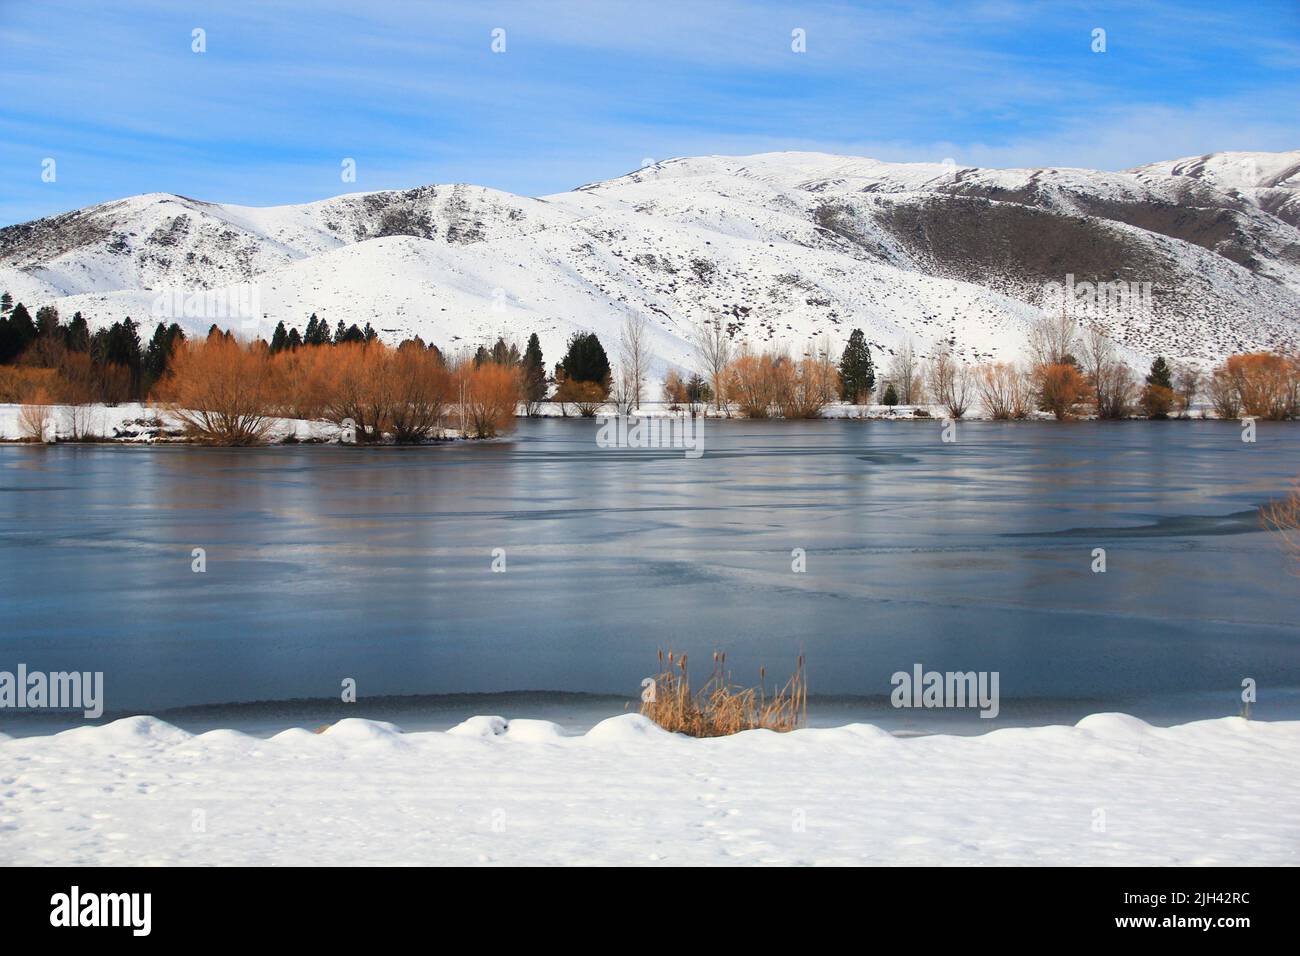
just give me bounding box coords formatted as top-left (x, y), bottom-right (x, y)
top-left (2, 401), bottom-right (1226, 442)
top-left (1, 713), bottom-right (1295, 865)
top-left (0, 402), bottom-right (348, 443)
top-left (0, 403), bottom-right (475, 443)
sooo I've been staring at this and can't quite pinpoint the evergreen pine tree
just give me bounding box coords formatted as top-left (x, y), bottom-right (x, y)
top-left (142, 322), bottom-right (172, 389)
top-left (9, 302), bottom-right (36, 347)
top-left (1142, 355), bottom-right (1175, 419)
top-left (1146, 356), bottom-right (1173, 390)
top-left (0, 315), bottom-right (13, 364)
top-left (110, 318), bottom-right (144, 369)
top-left (335, 320), bottom-right (347, 343)
top-left (522, 333), bottom-right (547, 404)
top-left (304, 314), bottom-right (319, 345)
top-left (882, 382), bottom-right (899, 406)
top-left (287, 327), bottom-right (303, 350)
top-left (65, 312), bottom-right (90, 352)
top-left (270, 321), bottom-right (289, 353)
top-left (34, 305), bottom-right (62, 339)
top-left (89, 326), bottom-right (110, 366)
top-left (838, 329), bottom-right (875, 402)
top-left (559, 332), bottom-right (611, 386)
top-left (686, 372), bottom-right (711, 405)
top-left (25, 305), bottom-right (65, 365)
top-left (0, 303), bottom-right (36, 362)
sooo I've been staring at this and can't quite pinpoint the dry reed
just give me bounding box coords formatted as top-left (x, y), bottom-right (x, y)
top-left (1264, 481), bottom-right (1300, 569)
top-left (639, 649), bottom-right (807, 737)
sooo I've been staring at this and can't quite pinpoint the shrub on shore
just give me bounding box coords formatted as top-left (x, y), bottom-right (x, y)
top-left (159, 336), bottom-right (279, 445)
top-left (152, 334), bottom-right (517, 445)
top-left (1265, 482), bottom-right (1300, 569)
top-left (1033, 362), bottom-right (1089, 420)
top-left (640, 649), bottom-right (807, 737)
top-left (458, 361), bottom-right (519, 438)
top-left (723, 345), bottom-right (837, 419)
top-left (1215, 352), bottom-right (1297, 420)
top-left (0, 365), bottom-right (60, 404)
top-left (976, 362), bottom-right (1031, 419)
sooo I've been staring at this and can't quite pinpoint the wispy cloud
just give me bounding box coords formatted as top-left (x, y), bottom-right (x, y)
top-left (0, 0), bottom-right (1296, 224)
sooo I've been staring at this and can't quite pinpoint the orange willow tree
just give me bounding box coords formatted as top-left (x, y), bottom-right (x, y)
top-left (1033, 362), bottom-right (1089, 420)
top-left (160, 335), bottom-right (517, 444)
top-left (1217, 352), bottom-right (1298, 420)
top-left (724, 349), bottom-right (782, 418)
top-left (161, 336), bottom-right (281, 445)
top-left (457, 361), bottom-right (521, 437)
top-left (388, 343), bottom-right (455, 442)
top-left (722, 346), bottom-right (838, 419)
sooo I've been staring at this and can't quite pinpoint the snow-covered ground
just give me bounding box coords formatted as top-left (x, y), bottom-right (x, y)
top-left (0, 713), bottom-right (1295, 865)
top-left (1, 401), bottom-right (1224, 442)
top-left (0, 402), bottom-right (347, 443)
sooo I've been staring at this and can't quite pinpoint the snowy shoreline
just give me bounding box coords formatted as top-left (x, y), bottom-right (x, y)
top-left (2, 712), bottom-right (1296, 865)
top-left (0, 401), bottom-right (1238, 444)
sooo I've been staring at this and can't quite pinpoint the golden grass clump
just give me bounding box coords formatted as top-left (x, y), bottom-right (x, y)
top-left (1264, 481), bottom-right (1300, 570)
top-left (639, 649), bottom-right (807, 737)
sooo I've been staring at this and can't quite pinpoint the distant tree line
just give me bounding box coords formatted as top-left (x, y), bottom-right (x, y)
top-left (1, 289), bottom-right (644, 443)
top-left (7, 287), bottom-right (1300, 435)
top-left (0, 297), bottom-right (188, 404)
top-left (671, 310), bottom-right (1300, 421)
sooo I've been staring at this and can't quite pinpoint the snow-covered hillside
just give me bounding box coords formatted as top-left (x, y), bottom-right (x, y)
top-left (1, 712), bottom-right (1296, 865)
top-left (3, 150), bottom-right (1299, 378)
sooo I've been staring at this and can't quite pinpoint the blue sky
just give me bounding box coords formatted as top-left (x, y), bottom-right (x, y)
top-left (1, 0), bottom-right (1297, 225)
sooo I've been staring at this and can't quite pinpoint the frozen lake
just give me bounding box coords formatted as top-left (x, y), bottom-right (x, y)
top-left (2, 418), bottom-right (1299, 735)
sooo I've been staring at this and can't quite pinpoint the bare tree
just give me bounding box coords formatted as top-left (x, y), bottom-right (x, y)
top-left (1029, 309), bottom-right (1079, 368)
top-left (618, 310), bottom-right (649, 412)
top-left (927, 347), bottom-right (974, 419)
top-left (18, 392), bottom-right (54, 442)
top-left (1174, 364), bottom-right (1202, 417)
top-left (693, 314), bottom-right (732, 414)
top-left (886, 339), bottom-right (923, 405)
top-left (775, 345), bottom-right (839, 418)
top-left (1208, 366), bottom-right (1241, 418)
top-left (1095, 361), bottom-right (1138, 419)
top-left (976, 363), bottom-right (1029, 419)
top-left (611, 368), bottom-right (637, 416)
top-left (1079, 322), bottom-right (1113, 412)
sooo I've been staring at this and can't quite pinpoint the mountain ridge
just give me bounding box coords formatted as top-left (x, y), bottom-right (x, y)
top-left (3, 148), bottom-right (1298, 378)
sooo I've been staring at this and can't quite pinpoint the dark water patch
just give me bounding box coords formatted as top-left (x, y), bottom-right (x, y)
top-left (1005, 507), bottom-right (1266, 539)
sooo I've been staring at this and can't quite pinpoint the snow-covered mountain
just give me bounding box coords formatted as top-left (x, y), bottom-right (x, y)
top-left (3, 149), bottom-right (1299, 377)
